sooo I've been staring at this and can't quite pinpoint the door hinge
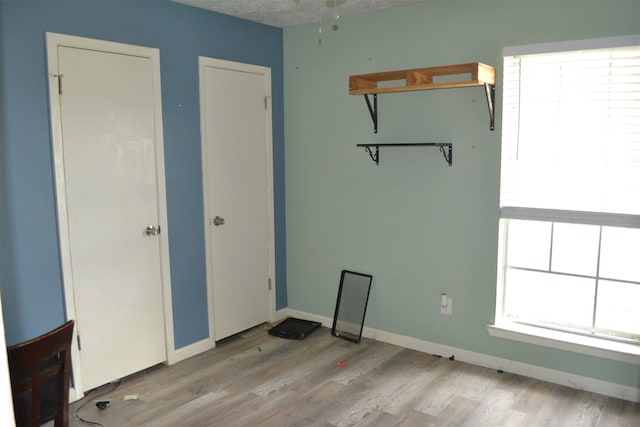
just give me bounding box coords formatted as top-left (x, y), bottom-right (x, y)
top-left (54, 74), bottom-right (63, 95)
top-left (264, 96), bottom-right (270, 110)
top-left (50, 73), bottom-right (63, 95)
top-left (77, 334), bottom-right (82, 351)
top-left (268, 278), bottom-right (272, 290)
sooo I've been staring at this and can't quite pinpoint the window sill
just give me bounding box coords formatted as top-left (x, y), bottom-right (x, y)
top-left (487, 323), bottom-right (640, 364)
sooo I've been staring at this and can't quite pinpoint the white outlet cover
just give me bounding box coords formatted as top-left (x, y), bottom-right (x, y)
top-left (440, 297), bottom-right (452, 315)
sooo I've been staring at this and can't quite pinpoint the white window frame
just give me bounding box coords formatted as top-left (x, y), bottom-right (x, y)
top-left (488, 35), bottom-right (640, 364)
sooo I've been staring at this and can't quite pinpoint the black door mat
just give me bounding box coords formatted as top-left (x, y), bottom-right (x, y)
top-left (268, 317), bottom-right (321, 340)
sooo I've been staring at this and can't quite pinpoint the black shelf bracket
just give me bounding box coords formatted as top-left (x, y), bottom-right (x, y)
top-left (363, 94), bottom-right (378, 133)
top-left (356, 143), bottom-right (453, 167)
top-left (485, 83), bottom-right (496, 131)
top-left (439, 144), bottom-right (453, 166)
top-left (363, 145), bottom-right (379, 163)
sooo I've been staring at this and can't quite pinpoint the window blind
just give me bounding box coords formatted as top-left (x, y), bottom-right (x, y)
top-left (500, 43), bottom-right (640, 217)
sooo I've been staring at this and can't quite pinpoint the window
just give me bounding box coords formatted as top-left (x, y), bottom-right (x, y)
top-left (495, 36), bottom-right (640, 349)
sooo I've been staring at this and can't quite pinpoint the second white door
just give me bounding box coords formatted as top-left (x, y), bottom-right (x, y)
top-left (200, 58), bottom-right (274, 340)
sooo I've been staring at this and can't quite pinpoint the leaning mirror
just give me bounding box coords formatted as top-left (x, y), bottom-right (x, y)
top-left (331, 270), bottom-right (373, 343)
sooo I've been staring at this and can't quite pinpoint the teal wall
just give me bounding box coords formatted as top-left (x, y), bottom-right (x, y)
top-left (0, 0), bottom-right (286, 349)
top-left (283, 1), bottom-right (640, 388)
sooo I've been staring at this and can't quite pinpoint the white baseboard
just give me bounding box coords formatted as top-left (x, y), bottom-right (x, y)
top-left (284, 308), bottom-right (640, 402)
top-left (170, 311), bottom-right (291, 367)
top-left (69, 387), bottom-right (80, 403)
top-left (168, 337), bottom-right (214, 365)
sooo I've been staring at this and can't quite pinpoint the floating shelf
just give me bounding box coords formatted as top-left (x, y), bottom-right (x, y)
top-left (349, 62), bottom-right (496, 132)
top-left (356, 143), bottom-right (453, 167)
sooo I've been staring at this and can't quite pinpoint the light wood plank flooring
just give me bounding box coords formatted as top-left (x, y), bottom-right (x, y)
top-left (69, 324), bottom-right (640, 426)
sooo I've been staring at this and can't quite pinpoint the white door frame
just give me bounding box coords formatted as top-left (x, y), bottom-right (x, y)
top-left (0, 292), bottom-right (16, 426)
top-left (46, 33), bottom-right (175, 399)
top-left (198, 57), bottom-right (276, 343)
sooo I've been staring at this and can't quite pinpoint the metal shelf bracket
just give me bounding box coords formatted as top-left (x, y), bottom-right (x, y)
top-left (363, 94), bottom-right (378, 133)
top-left (363, 145), bottom-right (379, 164)
top-left (439, 144), bottom-right (453, 166)
top-left (485, 83), bottom-right (495, 131)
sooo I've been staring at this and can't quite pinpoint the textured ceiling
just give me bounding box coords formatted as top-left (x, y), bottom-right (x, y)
top-left (172, 0), bottom-right (427, 28)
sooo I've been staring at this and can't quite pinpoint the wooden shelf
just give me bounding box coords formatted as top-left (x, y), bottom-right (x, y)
top-left (349, 62), bottom-right (495, 95)
top-left (349, 62), bottom-right (496, 132)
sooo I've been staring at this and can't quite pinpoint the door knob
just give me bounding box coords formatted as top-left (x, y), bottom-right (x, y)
top-left (212, 216), bottom-right (225, 226)
top-left (145, 225), bottom-right (161, 236)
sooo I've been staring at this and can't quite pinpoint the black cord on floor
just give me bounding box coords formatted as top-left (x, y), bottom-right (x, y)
top-left (74, 380), bottom-right (121, 427)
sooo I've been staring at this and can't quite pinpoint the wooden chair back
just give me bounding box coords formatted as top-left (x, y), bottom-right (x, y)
top-left (7, 320), bottom-right (74, 427)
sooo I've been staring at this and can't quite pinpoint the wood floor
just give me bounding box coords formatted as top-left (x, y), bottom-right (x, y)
top-left (69, 324), bottom-right (640, 427)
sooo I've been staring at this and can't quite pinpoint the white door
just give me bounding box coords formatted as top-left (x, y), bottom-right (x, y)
top-left (47, 34), bottom-right (173, 393)
top-left (199, 58), bottom-right (275, 340)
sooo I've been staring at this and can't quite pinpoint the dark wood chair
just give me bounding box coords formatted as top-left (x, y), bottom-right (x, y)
top-left (7, 320), bottom-right (74, 427)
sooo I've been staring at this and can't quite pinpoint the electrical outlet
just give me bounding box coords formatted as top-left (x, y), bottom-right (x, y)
top-left (440, 295), bottom-right (453, 315)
